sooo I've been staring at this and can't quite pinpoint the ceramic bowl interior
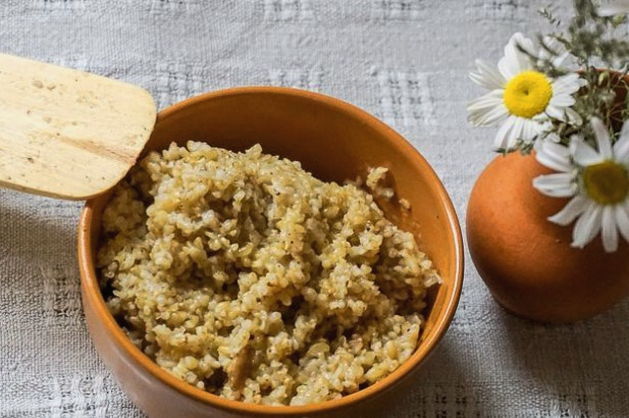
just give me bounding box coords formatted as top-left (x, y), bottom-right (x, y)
top-left (78, 87), bottom-right (463, 417)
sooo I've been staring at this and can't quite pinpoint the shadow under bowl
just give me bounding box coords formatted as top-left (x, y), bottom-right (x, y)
top-left (77, 87), bottom-right (464, 417)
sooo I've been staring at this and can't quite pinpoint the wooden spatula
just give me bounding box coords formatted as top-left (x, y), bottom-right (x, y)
top-left (0, 53), bottom-right (156, 200)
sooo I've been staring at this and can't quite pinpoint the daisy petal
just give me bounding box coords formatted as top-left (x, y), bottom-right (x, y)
top-left (539, 36), bottom-right (561, 60)
top-left (549, 94), bottom-right (575, 107)
top-left (467, 91), bottom-right (509, 127)
top-left (571, 137), bottom-right (604, 166)
top-left (497, 57), bottom-right (516, 81)
top-left (572, 203), bottom-right (602, 249)
top-left (536, 141), bottom-right (572, 172)
top-left (620, 120), bottom-right (629, 143)
top-left (615, 203), bottom-right (629, 242)
top-left (515, 34), bottom-right (536, 57)
top-left (519, 122), bottom-right (531, 142)
top-left (552, 73), bottom-right (582, 94)
top-left (613, 121), bottom-right (629, 162)
top-left (601, 206), bottom-right (619, 252)
top-left (622, 120), bottom-right (629, 138)
top-left (469, 59), bottom-right (506, 90)
top-left (467, 89), bottom-right (504, 109)
top-left (508, 117), bottom-right (525, 145)
top-left (545, 105), bottom-right (564, 119)
top-left (498, 33), bottom-right (533, 79)
top-left (545, 132), bottom-right (562, 143)
top-left (545, 105), bottom-right (581, 125)
top-left (548, 195), bottom-right (588, 226)
top-left (539, 36), bottom-right (575, 70)
top-left (468, 105), bottom-right (509, 126)
top-left (552, 51), bottom-right (573, 69)
top-left (533, 173), bottom-right (577, 197)
top-left (591, 117), bottom-right (612, 159)
top-left (494, 116), bottom-right (516, 149)
top-left (543, 141), bottom-right (571, 158)
top-left (521, 118), bottom-right (543, 142)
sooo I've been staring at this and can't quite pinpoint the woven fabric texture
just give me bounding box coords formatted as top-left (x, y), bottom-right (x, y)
top-left (1, 1), bottom-right (628, 417)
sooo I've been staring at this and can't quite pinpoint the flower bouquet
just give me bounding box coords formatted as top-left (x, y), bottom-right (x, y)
top-left (466, 0), bottom-right (629, 322)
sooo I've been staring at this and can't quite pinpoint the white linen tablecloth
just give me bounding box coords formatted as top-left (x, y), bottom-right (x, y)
top-left (1, 1), bottom-right (628, 416)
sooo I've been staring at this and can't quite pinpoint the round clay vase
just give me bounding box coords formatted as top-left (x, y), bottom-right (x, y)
top-left (467, 152), bottom-right (629, 323)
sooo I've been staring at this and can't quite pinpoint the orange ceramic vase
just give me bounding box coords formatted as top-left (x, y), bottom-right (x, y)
top-left (467, 152), bottom-right (629, 323)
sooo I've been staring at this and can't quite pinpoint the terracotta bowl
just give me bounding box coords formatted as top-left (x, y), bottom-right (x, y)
top-left (77, 87), bottom-right (463, 417)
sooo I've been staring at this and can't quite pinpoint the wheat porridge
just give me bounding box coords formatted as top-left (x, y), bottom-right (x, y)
top-left (97, 141), bottom-right (439, 406)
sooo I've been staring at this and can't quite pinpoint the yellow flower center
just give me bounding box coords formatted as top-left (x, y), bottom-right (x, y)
top-left (582, 161), bottom-right (629, 205)
top-left (503, 71), bottom-right (553, 119)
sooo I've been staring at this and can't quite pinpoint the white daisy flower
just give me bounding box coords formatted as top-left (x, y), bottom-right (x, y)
top-left (468, 33), bottom-right (584, 150)
top-left (533, 118), bottom-right (629, 252)
top-left (598, 0), bottom-right (629, 16)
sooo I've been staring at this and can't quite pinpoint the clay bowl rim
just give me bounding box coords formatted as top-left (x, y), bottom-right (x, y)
top-left (77, 86), bottom-right (464, 416)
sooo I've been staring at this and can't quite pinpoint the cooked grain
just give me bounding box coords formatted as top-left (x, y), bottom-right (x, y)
top-left (97, 142), bottom-right (439, 406)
